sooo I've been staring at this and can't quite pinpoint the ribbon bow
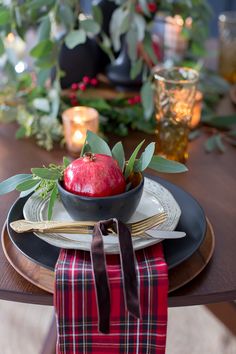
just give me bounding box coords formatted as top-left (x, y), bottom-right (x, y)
top-left (91, 218), bottom-right (141, 334)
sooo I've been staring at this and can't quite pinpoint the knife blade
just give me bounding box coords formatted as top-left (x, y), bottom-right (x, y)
top-left (145, 230), bottom-right (186, 239)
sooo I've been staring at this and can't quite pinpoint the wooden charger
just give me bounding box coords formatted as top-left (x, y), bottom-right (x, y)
top-left (1, 219), bottom-right (215, 294)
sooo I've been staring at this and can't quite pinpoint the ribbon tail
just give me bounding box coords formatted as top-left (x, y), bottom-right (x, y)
top-left (116, 220), bottom-right (141, 319)
top-left (91, 223), bottom-right (110, 334)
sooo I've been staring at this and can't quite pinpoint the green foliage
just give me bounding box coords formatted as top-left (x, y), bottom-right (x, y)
top-left (141, 81), bottom-right (154, 119)
top-left (125, 140), bottom-right (145, 178)
top-left (0, 0), bottom-right (214, 149)
top-left (112, 142), bottom-right (126, 171)
top-left (65, 29), bottom-right (86, 49)
top-left (86, 130), bottom-right (112, 156)
top-left (0, 174), bottom-right (32, 195)
top-left (149, 156), bottom-right (188, 173)
top-left (134, 142), bottom-right (155, 172)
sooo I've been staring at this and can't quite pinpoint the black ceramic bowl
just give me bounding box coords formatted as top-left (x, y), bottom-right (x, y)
top-left (57, 173), bottom-right (144, 222)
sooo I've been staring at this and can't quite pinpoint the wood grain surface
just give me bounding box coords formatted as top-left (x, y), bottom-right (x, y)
top-left (1, 219), bottom-right (215, 301)
top-left (0, 109), bottom-right (235, 306)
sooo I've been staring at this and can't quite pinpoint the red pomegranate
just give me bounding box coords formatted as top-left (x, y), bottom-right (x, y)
top-left (63, 153), bottom-right (126, 197)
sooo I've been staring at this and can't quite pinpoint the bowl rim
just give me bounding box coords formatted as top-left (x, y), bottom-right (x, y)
top-left (57, 173), bottom-right (144, 201)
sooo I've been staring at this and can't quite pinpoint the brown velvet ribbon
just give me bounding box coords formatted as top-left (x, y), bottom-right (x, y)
top-left (91, 218), bottom-right (140, 334)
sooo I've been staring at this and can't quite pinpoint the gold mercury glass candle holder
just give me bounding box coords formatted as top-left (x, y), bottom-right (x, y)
top-left (154, 67), bottom-right (199, 163)
top-left (62, 106), bottom-right (99, 155)
top-left (218, 12), bottom-right (236, 84)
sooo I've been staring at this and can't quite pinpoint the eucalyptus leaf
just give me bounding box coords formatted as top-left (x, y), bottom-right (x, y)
top-left (80, 19), bottom-right (100, 35)
top-left (47, 184), bottom-right (58, 220)
top-left (80, 143), bottom-right (91, 157)
top-left (30, 39), bottom-right (54, 58)
top-left (127, 26), bottom-right (138, 62)
top-left (65, 29), bottom-right (86, 49)
top-left (110, 7), bottom-right (129, 52)
top-left (92, 5), bottom-right (103, 26)
top-left (31, 168), bottom-right (61, 180)
top-left (38, 16), bottom-right (51, 41)
top-left (15, 126), bottom-right (27, 139)
top-left (138, 0), bottom-right (150, 16)
top-left (20, 187), bottom-right (37, 198)
top-left (143, 32), bottom-right (158, 65)
top-left (0, 37), bottom-right (4, 56)
top-left (133, 14), bottom-right (146, 41)
top-left (16, 178), bottom-right (40, 191)
top-left (141, 81), bottom-right (154, 119)
top-left (0, 174), bottom-right (32, 195)
top-left (33, 98), bottom-right (50, 113)
top-left (86, 131), bottom-right (112, 156)
top-left (125, 140), bottom-right (145, 178)
top-left (0, 8), bottom-right (10, 25)
top-left (215, 134), bottom-right (226, 153)
top-left (148, 156), bottom-right (188, 173)
top-left (130, 59), bottom-right (143, 79)
top-left (188, 130), bottom-right (201, 141)
top-left (63, 156), bottom-right (71, 168)
top-left (134, 142), bottom-right (155, 172)
top-left (37, 68), bottom-right (50, 87)
top-left (59, 4), bottom-right (74, 30)
top-left (112, 142), bottom-right (125, 171)
top-left (204, 136), bottom-right (217, 153)
top-left (207, 115), bottom-right (236, 128)
top-left (27, 0), bottom-right (55, 10)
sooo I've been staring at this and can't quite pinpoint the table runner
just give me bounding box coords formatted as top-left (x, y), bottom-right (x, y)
top-left (54, 241), bottom-right (168, 353)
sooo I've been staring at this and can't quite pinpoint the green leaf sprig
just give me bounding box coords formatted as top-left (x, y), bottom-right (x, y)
top-left (84, 131), bottom-right (188, 178)
top-left (0, 131), bottom-right (187, 220)
top-left (0, 157), bottom-right (70, 220)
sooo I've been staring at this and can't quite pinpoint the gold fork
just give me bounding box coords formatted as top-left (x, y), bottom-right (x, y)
top-left (10, 212), bottom-right (167, 237)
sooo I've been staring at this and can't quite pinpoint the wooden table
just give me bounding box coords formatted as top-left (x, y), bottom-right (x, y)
top-left (0, 97), bottom-right (236, 350)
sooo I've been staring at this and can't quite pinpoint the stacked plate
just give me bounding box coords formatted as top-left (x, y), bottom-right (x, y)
top-left (7, 175), bottom-right (207, 270)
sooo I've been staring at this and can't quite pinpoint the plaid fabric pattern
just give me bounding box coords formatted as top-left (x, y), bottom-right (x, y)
top-left (54, 243), bottom-right (168, 354)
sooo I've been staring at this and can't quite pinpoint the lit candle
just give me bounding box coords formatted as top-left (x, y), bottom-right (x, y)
top-left (164, 15), bottom-right (192, 60)
top-left (190, 91), bottom-right (203, 129)
top-left (62, 106), bottom-right (99, 154)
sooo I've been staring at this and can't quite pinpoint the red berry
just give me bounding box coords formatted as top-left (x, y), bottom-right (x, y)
top-left (82, 76), bottom-right (90, 84)
top-left (71, 83), bottom-right (79, 91)
top-left (63, 153), bottom-right (126, 197)
top-left (69, 92), bottom-right (76, 99)
top-left (134, 95), bottom-right (141, 104)
top-left (71, 99), bottom-right (78, 106)
top-left (90, 78), bottom-right (98, 86)
top-left (128, 98), bottom-right (134, 105)
top-left (78, 83), bottom-right (86, 91)
top-left (148, 3), bottom-right (157, 13)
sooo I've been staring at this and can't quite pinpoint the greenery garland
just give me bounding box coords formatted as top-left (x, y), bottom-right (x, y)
top-left (0, 0), bottom-right (235, 153)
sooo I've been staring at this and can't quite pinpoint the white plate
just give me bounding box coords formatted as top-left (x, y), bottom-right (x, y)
top-left (23, 177), bottom-right (181, 253)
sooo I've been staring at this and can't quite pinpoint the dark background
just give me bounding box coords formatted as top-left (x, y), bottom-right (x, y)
top-left (80, 0), bottom-right (236, 37)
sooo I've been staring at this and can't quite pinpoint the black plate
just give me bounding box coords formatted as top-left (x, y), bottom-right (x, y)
top-left (6, 175), bottom-right (206, 270)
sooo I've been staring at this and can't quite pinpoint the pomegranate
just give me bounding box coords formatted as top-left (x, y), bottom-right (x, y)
top-left (63, 153), bottom-right (126, 197)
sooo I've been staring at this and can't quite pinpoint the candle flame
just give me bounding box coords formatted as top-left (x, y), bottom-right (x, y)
top-left (7, 32), bottom-right (15, 42)
top-left (72, 130), bottom-right (83, 143)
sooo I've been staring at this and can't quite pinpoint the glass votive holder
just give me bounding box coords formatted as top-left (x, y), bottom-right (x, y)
top-left (62, 106), bottom-right (99, 154)
top-left (218, 12), bottom-right (236, 84)
top-left (154, 67), bottom-right (199, 163)
top-left (190, 90), bottom-right (203, 129)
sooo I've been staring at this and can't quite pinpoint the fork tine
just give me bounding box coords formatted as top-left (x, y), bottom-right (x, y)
top-left (131, 216), bottom-right (167, 235)
top-left (131, 213), bottom-right (167, 231)
top-left (127, 212), bottom-right (166, 227)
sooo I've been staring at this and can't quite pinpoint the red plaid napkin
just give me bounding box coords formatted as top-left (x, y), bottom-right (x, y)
top-left (54, 242), bottom-right (168, 354)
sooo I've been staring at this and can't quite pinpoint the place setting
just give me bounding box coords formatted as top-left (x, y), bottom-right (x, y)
top-left (1, 129), bottom-right (212, 295)
top-left (1, 1), bottom-right (235, 352)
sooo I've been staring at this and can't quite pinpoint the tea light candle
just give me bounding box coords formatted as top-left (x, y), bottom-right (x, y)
top-left (62, 106), bottom-right (99, 154)
top-left (164, 15), bottom-right (192, 60)
top-left (190, 91), bottom-right (203, 129)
